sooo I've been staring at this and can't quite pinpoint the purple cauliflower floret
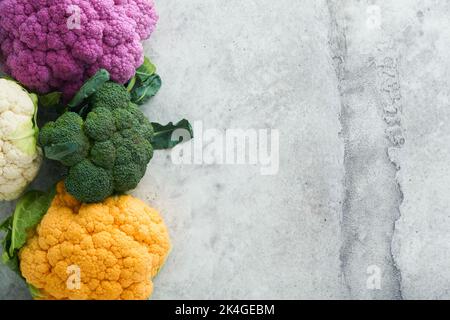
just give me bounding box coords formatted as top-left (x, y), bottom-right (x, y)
top-left (0, 0), bottom-right (158, 98)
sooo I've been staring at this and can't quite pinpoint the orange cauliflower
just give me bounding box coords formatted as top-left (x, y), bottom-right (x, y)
top-left (18, 182), bottom-right (171, 300)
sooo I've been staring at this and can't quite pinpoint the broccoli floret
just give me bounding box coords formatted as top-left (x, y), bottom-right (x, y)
top-left (111, 132), bottom-right (125, 148)
top-left (123, 121), bottom-right (154, 142)
top-left (89, 82), bottom-right (130, 110)
top-left (39, 112), bottom-right (90, 166)
top-left (139, 118), bottom-right (154, 141)
top-left (90, 140), bottom-right (116, 169)
top-left (84, 107), bottom-right (115, 141)
top-left (39, 122), bottom-right (54, 146)
top-left (114, 138), bottom-right (153, 168)
top-left (65, 160), bottom-right (114, 203)
top-left (128, 103), bottom-right (147, 122)
top-left (114, 144), bottom-right (133, 165)
top-left (112, 108), bottom-right (138, 130)
top-left (128, 138), bottom-right (153, 165)
top-left (112, 137), bottom-right (153, 193)
top-left (39, 82), bottom-right (155, 203)
top-left (113, 163), bottom-right (145, 192)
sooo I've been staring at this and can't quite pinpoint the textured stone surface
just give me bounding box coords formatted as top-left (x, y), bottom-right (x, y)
top-left (390, 2), bottom-right (450, 299)
top-left (1, 0), bottom-right (450, 300)
top-left (145, 0), bottom-right (346, 299)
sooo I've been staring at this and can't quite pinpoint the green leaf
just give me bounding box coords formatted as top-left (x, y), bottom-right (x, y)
top-left (38, 92), bottom-right (62, 108)
top-left (67, 69), bottom-right (110, 110)
top-left (130, 57), bottom-right (161, 105)
top-left (151, 119), bottom-right (194, 150)
top-left (9, 189), bottom-right (56, 257)
top-left (126, 76), bottom-right (137, 92)
top-left (44, 142), bottom-right (79, 162)
top-left (131, 74), bottom-right (162, 105)
top-left (136, 57), bottom-right (157, 80)
top-left (0, 188), bottom-right (55, 277)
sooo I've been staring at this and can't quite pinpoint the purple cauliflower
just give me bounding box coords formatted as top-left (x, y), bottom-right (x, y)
top-left (0, 0), bottom-right (158, 98)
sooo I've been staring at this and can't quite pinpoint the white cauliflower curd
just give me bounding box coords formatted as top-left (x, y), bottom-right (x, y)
top-left (0, 79), bottom-right (42, 200)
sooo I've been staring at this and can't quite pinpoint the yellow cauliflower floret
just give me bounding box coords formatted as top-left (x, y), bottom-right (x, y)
top-left (19, 182), bottom-right (171, 300)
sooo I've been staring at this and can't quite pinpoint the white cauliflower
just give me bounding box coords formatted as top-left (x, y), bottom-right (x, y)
top-left (0, 79), bottom-right (42, 200)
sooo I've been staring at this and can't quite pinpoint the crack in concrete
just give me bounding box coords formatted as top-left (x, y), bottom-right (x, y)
top-left (376, 56), bottom-right (405, 299)
top-left (326, 0), bottom-right (404, 299)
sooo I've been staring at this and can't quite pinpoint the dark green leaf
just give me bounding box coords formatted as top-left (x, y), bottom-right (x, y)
top-left (44, 142), bottom-right (79, 161)
top-left (2, 254), bottom-right (19, 275)
top-left (151, 119), bottom-right (194, 150)
top-left (0, 217), bottom-right (15, 271)
top-left (0, 216), bottom-right (12, 232)
top-left (79, 104), bottom-right (92, 119)
top-left (38, 92), bottom-right (62, 108)
top-left (130, 57), bottom-right (161, 105)
top-left (0, 217), bottom-right (14, 268)
top-left (67, 69), bottom-right (110, 110)
top-left (131, 74), bottom-right (162, 105)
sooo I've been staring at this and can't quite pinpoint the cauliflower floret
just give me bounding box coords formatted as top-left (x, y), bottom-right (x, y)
top-left (0, 79), bottom-right (42, 201)
top-left (2, 141), bottom-right (38, 165)
top-left (19, 182), bottom-right (171, 300)
top-left (0, 111), bottom-right (33, 137)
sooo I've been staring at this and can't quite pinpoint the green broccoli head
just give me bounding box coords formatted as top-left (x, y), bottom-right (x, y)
top-left (39, 82), bottom-right (155, 203)
top-left (89, 82), bottom-right (131, 110)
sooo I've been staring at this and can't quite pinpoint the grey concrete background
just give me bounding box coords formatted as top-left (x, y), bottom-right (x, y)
top-left (1, 0), bottom-right (450, 299)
